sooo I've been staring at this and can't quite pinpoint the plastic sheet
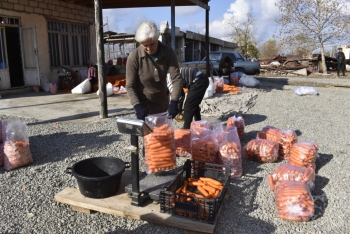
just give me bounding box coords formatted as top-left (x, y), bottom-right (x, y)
top-left (294, 86), bottom-right (318, 96)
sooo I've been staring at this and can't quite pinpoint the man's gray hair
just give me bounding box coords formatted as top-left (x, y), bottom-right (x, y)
top-left (135, 20), bottom-right (160, 43)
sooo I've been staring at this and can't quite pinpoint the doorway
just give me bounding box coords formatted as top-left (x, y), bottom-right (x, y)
top-left (6, 27), bottom-right (24, 87)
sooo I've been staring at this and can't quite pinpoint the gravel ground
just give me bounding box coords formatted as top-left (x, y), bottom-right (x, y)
top-left (0, 81), bottom-right (349, 233)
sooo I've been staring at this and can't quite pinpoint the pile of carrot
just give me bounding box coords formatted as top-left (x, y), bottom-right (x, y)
top-left (289, 141), bottom-right (318, 170)
top-left (170, 177), bottom-right (224, 221)
top-left (226, 116), bottom-right (245, 140)
top-left (244, 139), bottom-right (279, 162)
top-left (3, 140), bottom-right (33, 170)
top-left (268, 163), bottom-right (315, 191)
top-left (191, 138), bottom-right (217, 163)
top-left (257, 126), bottom-right (298, 160)
top-left (174, 177), bottom-right (223, 201)
top-left (223, 84), bottom-right (242, 94)
top-left (219, 141), bottom-right (242, 178)
top-left (143, 123), bottom-right (176, 173)
top-left (274, 181), bottom-right (314, 222)
top-left (174, 129), bottom-right (191, 157)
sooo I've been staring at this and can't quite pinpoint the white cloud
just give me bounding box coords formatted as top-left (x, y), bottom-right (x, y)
top-left (124, 14), bottom-right (149, 34)
top-left (175, 6), bottom-right (202, 15)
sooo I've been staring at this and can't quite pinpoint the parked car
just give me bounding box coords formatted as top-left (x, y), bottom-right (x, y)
top-left (182, 51), bottom-right (261, 75)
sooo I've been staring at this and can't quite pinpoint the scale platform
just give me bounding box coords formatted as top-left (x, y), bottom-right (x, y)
top-left (124, 167), bottom-right (182, 203)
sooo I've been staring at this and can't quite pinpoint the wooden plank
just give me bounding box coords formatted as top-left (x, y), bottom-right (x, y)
top-left (54, 187), bottom-right (217, 233)
top-left (71, 205), bottom-right (92, 214)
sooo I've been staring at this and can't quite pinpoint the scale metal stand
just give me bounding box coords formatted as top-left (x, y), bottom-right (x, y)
top-left (116, 117), bottom-right (181, 206)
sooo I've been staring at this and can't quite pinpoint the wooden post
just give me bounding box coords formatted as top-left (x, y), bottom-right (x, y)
top-left (205, 8), bottom-right (210, 76)
top-left (94, 0), bottom-right (108, 118)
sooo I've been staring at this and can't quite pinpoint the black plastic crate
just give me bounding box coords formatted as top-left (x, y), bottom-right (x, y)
top-left (159, 160), bottom-right (231, 224)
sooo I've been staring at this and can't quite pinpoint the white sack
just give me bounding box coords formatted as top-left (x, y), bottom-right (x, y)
top-left (72, 79), bottom-right (91, 94)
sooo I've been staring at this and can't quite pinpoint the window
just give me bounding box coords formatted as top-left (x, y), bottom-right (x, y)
top-left (47, 21), bottom-right (89, 67)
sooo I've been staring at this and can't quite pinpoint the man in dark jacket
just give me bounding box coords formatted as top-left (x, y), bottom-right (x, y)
top-left (336, 48), bottom-right (346, 76)
top-left (177, 67), bottom-right (209, 129)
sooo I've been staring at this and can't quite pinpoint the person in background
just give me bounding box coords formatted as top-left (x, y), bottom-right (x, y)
top-left (175, 67), bottom-right (209, 129)
top-left (87, 63), bottom-right (98, 93)
top-left (126, 20), bottom-right (182, 120)
top-left (105, 58), bottom-right (114, 76)
top-left (219, 56), bottom-right (234, 76)
top-left (336, 48), bottom-right (346, 76)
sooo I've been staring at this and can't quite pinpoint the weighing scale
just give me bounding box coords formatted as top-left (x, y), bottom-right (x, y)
top-left (116, 117), bottom-right (181, 206)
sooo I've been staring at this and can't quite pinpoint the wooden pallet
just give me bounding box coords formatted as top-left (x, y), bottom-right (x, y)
top-left (54, 170), bottom-right (220, 233)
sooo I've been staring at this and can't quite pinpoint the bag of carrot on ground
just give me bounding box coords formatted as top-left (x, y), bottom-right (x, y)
top-left (288, 141), bottom-right (318, 170)
top-left (215, 126), bottom-right (242, 178)
top-left (226, 116), bottom-right (245, 141)
top-left (257, 126), bottom-right (298, 160)
top-left (3, 120), bottom-right (33, 170)
top-left (190, 120), bottom-right (210, 139)
top-left (267, 163), bottom-right (315, 191)
top-left (174, 128), bottom-right (191, 158)
top-left (143, 115), bottom-right (176, 174)
top-left (244, 139), bottom-right (279, 163)
top-left (274, 181), bottom-right (314, 222)
top-left (191, 128), bottom-right (218, 163)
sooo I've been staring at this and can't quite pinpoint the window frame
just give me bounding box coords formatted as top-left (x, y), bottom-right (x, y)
top-left (47, 21), bottom-right (90, 68)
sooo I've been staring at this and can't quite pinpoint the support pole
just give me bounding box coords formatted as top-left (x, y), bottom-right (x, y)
top-left (94, 0), bottom-right (108, 118)
top-left (171, 0), bottom-right (175, 50)
top-left (205, 8), bottom-right (210, 76)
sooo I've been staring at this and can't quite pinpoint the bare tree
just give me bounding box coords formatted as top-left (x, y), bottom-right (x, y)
top-left (259, 39), bottom-right (281, 58)
top-left (276, 0), bottom-right (350, 74)
top-left (227, 11), bottom-right (259, 60)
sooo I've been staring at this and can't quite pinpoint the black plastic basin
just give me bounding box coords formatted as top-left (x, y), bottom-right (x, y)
top-left (66, 157), bottom-right (130, 199)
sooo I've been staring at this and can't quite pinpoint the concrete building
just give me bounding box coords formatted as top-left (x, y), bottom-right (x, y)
top-left (0, 0), bottom-right (96, 91)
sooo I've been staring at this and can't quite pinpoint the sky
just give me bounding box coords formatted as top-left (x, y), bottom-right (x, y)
top-left (102, 0), bottom-right (280, 44)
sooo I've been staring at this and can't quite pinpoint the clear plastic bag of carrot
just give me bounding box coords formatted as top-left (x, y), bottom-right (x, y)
top-left (244, 139), bottom-right (279, 162)
top-left (214, 127), bottom-right (242, 178)
top-left (174, 128), bottom-right (191, 157)
top-left (257, 126), bottom-right (298, 160)
top-left (226, 116), bottom-right (245, 141)
top-left (143, 115), bottom-right (176, 174)
top-left (274, 181), bottom-right (314, 222)
top-left (288, 141), bottom-right (318, 170)
top-left (268, 163), bottom-right (315, 191)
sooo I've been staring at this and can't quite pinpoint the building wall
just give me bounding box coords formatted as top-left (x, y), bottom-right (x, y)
top-left (0, 0), bottom-right (96, 83)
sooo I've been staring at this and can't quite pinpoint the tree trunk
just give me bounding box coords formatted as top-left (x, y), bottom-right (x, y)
top-left (320, 43), bottom-right (327, 75)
